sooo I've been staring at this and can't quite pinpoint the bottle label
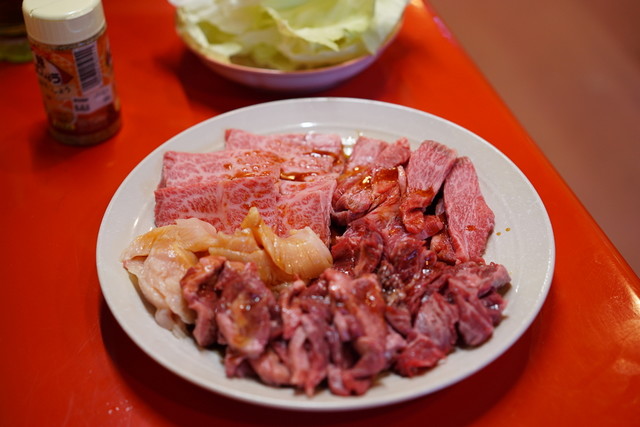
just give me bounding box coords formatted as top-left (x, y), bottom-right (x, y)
top-left (30, 30), bottom-right (119, 135)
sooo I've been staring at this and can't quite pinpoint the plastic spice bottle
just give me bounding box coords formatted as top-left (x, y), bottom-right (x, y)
top-left (22, 0), bottom-right (121, 145)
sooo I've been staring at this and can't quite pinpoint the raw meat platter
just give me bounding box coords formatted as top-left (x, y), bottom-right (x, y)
top-left (96, 98), bottom-right (554, 411)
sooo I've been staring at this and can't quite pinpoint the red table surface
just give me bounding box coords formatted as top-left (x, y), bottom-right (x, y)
top-left (1, 1), bottom-right (638, 425)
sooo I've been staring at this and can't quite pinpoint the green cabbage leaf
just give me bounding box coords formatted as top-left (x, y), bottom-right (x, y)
top-left (175, 0), bottom-right (408, 71)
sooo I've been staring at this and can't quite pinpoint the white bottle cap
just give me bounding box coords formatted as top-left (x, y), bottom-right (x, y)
top-left (22, 0), bottom-right (105, 46)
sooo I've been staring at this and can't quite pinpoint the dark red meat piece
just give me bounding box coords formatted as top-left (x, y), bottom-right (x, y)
top-left (442, 157), bottom-right (496, 263)
top-left (400, 140), bottom-right (457, 235)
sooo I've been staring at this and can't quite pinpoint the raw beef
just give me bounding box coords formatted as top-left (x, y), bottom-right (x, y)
top-left (279, 279), bottom-right (332, 395)
top-left (400, 140), bottom-right (458, 235)
top-left (226, 129), bottom-right (345, 177)
top-left (332, 136), bottom-right (410, 226)
top-left (333, 180), bottom-right (436, 283)
top-left (278, 178), bottom-right (337, 244)
top-left (214, 261), bottom-right (277, 359)
top-left (429, 198), bottom-right (457, 263)
top-left (322, 269), bottom-right (389, 396)
top-left (159, 149), bottom-right (281, 188)
top-left (382, 260), bottom-right (509, 376)
top-left (225, 128), bottom-right (344, 157)
top-left (155, 130), bottom-right (343, 243)
top-left (180, 255), bottom-right (226, 347)
top-left (154, 176), bottom-right (280, 232)
top-left (180, 255), bottom-right (278, 364)
top-left (346, 136), bottom-right (411, 170)
top-left (442, 157), bottom-right (495, 263)
top-left (332, 166), bottom-right (406, 226)
top-left (136, 130), bottom-right (513, 397)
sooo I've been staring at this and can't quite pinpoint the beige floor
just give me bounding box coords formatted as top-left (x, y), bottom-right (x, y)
top-left (428, 0), bottom-right (640, 276)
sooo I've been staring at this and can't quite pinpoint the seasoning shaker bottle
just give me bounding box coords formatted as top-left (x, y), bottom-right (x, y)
top-left (22, 0), bottom-right (121, 145)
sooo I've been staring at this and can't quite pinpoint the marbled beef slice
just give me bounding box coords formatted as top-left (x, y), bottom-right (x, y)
top-left (442, 156), bottom-right (495, 263)
top-left (159, 149), bottom-right (281, 188)
top-left (154, 175), bottom-right (280, 232)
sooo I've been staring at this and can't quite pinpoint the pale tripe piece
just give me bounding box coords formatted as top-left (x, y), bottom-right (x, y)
top-left (241, 207), bottom-right (333, 280)
top-left (207, 226), bottom-right (295, 286)
top-left (122, 209), bottom-right (332, 334)
top-left (121, 218), bottom-right (218, 334)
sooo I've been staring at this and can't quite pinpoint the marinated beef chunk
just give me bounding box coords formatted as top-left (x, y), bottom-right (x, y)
top-left (377, 259), bottom-right (510, 375)
top-left (442, 262), bottom-right (509, 346)
top-left (180, 255), bottom-right (227, 347)
top-left (332, 135), bottom-right (409, 226)
top-left (180, 256), bottom-right (278, 359)
top-left (278, 279), bottom-right (332, 395)
top-left (248, 343), bottom-right (292, 387)
top-left (214, 261), bottom-right (278, 359)
top-left (333, 182), bottom-right (436, 283)
top-left (332, 166), bottom-right (406, 226)
top-left (331, 220), bottom-right (385, 277)
top-left (322, 269), bottom-right (389, 396)
top-left (400, 140), bottom-right (457, 235)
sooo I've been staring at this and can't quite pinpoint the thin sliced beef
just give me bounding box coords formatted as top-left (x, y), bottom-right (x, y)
top-left (225, 129), bottom-right (344, 158)
top-left (400, 140), bottom-right (457, 235)
top-left (159, 149), bottom-right (281, 189)
top-left (214, 260), bottom-right (277, 358)
top-left (279, 279), bottom-right (332, 395)
top-left (380, 260), bottom-right (509, 375)
top-left (180, 256), bottom-right (278, 359)
top-left (335, 186), bottom-right (436, 282)
top-left (322, 269), bottom-right (389, 396)
top-left (154, 176), bottom-right (280, 232)
top-left (279, 156), bottom-right (338, 181)
top-left (248, 342), bottom-right (291, 387)
top-left (225, 129), bottom-right (345, 177)
top-left (347, 136), bottom-right (411, 170)
top-left (442, 262), bottom-right (509, 346)
top-left (441, 157), bottom-right (495, 263)
top-left (278, 178), bottom-right (337, 245)
top-left (180, 255), bottom-right (227, 347)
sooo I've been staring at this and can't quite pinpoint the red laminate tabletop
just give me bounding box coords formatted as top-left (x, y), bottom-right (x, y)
top-left (1, 0), bottom-right (638, 425)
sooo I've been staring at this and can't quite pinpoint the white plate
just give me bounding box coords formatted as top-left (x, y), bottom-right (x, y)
top-left (96, 98), bottom-right (554, 411)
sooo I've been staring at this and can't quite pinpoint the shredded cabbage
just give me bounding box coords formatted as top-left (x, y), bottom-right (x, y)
top-left (173, 0), bottom-right (408, 71)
